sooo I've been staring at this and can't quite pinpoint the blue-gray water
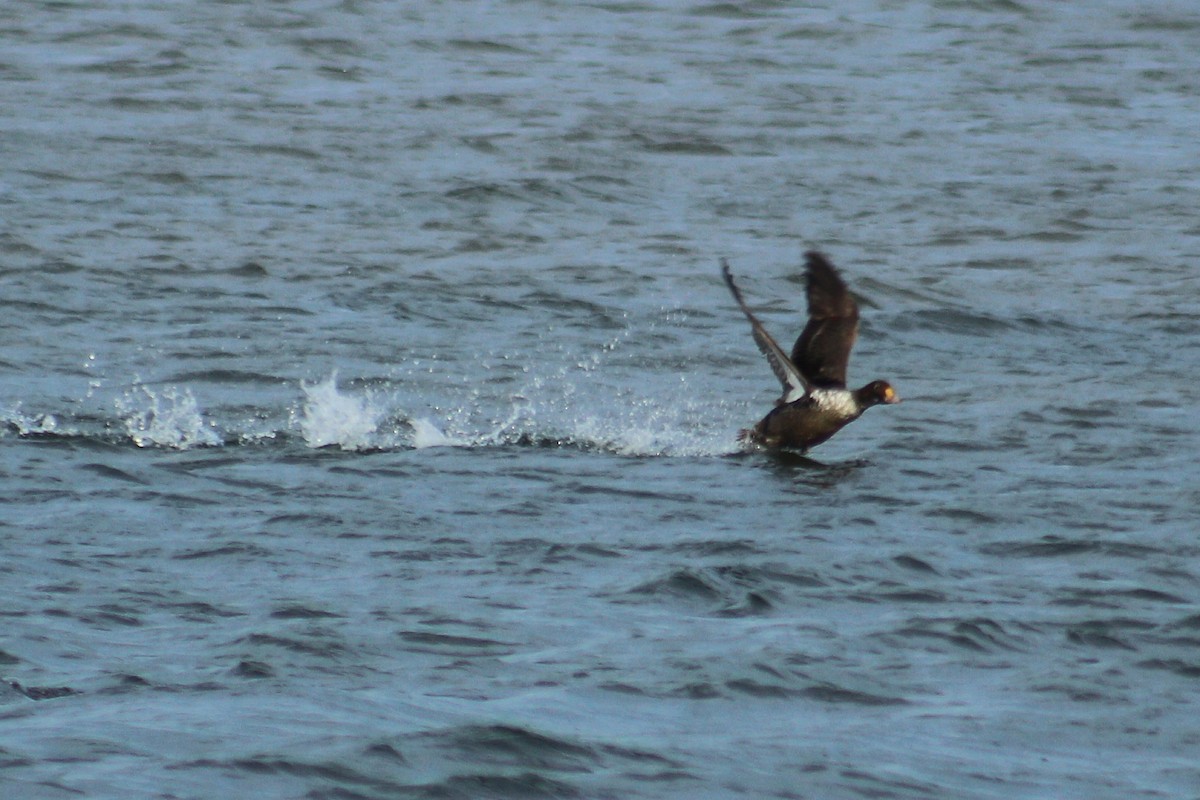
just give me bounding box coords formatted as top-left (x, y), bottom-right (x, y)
top-left (4, 1), bottom-right (1200, 798)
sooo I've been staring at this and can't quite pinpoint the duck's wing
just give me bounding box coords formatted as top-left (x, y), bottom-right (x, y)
top-left (721, 259), bottom-right (809, 404)
top-left (791, 251), bottom-right (859, 389)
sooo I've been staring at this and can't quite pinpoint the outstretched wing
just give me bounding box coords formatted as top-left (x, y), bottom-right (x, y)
top-left (791, 251), bottom-right (859, 389)
top-left (721, 258), bottom-right (810, 404)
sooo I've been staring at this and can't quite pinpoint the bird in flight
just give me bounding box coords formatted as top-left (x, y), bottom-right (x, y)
top-left (721, 251), bottom-right (898, 452)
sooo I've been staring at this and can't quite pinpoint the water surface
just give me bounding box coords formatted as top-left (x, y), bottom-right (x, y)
top-left (3, 1), bottom-right (1200, 798)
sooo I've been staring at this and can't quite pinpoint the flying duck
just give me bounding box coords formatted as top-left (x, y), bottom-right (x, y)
top-left (721, 251), bottom-right (898, 452)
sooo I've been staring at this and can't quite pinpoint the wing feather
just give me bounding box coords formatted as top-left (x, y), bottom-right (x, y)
top-left (721, 259), bottom-right (810, 403)
top-left (791, 251), bottom-right (859, 389)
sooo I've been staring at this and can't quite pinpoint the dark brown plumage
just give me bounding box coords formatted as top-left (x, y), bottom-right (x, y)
top-left (722, 252), bottom-right (898, 452)
top-left (791, 252), bottom-right (859, 389)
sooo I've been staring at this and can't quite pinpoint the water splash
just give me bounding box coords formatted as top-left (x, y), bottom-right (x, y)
top-left (3, 404), bottom-right (59, 436)
top-left (297, 372), bottom-right (389, 450)
top-left (373, 314), bottom-right (744, 456)
top-left (410, 417), bottom-right (452, 449)
top-left (408, 363), bottom-right (741, 457)
top-left (118, 385), bottom-right (221, 449)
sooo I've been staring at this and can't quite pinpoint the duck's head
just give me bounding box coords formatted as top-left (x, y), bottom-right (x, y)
top-left (859, 380), bottom-right (899, 407)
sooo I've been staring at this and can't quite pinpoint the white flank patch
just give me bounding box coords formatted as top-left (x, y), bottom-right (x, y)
top-left (809, 388), bottom-right (859, 418)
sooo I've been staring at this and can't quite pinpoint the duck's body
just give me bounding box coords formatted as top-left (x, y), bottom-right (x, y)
top-left (748, 385), bottom-right (885, 451)
top-left (721, 252), bottom-right (897, 453)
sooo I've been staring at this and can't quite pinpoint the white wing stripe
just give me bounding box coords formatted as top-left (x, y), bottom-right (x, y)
top-left (721, 259), bottom-right (811, 403)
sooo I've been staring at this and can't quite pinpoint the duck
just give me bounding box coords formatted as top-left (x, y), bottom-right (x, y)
top-left (721, 251), bottom-right (898, 452)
